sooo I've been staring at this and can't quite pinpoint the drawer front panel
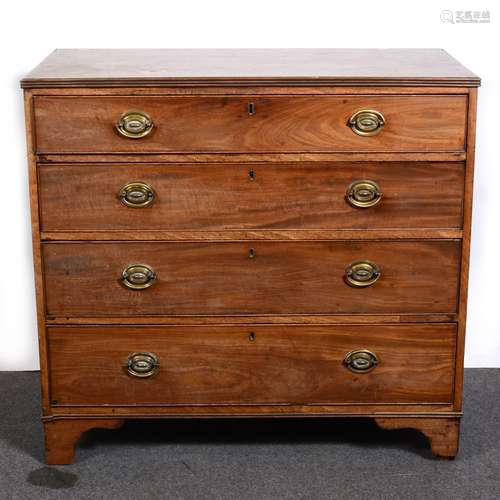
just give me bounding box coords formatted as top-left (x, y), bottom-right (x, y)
top-left (48, 324), bottom-right (456, 406)
top-left (34, 95), bottom-right (467, 153)
top-left (39, 162), bottom-right (465, 231)
top-left (43, 241), bottom-right (460, 316)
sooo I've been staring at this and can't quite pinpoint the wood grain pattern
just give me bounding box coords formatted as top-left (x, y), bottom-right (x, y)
top-left (23, 91), bottom-right (52, 415)
top-left (40, 229), bottom-right (463, 241)
top-left (33, 95), bottom-right (467, 153)
top-left (48, 406), bottom-right (459, 416)
top-left (42, 240), bottom-right (461, 317)
top-left (21, 49), bottom-right (480, 88)
top-left (39, 162), bottom-right (465, 231)
top-left (454, 87), bottom-right (478, 411)
top-left (375, 417), bottom-right (460, 458)
top-left (47, 324), bottom-right (456, 406)
top-left (27, 86), bottom-right (472, 96)
top-left (45, 314), bottom-right (458, 325)
top-left (36, 152), bottom-right (467, 163)
top-left (40, 229), bottom-right (464, 242)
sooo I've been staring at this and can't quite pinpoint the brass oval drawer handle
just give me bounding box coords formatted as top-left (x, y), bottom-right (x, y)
top-left (126, 352), bottom-right (159, 378)
top-left (344, 349), bottom-right (378, 373)
top-left (118, 182), bottom-right (155, 208)
top-left (346, 180), bottom-right (382, 208)
top-left (345, 260), bottom-right (380, 288)
top-left (116, 111), bottom-right (154, 139)
top-left (348, 109), bottom-right (385, 136)
top-left (122, 264), bottom-right (156, 290)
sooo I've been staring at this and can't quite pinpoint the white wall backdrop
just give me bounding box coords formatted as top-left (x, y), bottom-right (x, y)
top-left (0, 0), bottom-right (498, 369)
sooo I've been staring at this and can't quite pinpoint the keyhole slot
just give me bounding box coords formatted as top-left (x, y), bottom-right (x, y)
top-left (247, 102), bottom-right (255, 115)
top-left (249, 332), bottom-right (256, 342)
top-left (248, 248), bottom-right (256, 259)
top-left (248, 169), bottom-right (255, 181)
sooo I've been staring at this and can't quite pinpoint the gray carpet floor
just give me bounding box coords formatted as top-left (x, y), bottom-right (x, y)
top-left (0, 369), bottom-right (499, 500)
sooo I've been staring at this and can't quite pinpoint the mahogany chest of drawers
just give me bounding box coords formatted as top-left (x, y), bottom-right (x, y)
top-left (21, 49), bottom-right (480, 464)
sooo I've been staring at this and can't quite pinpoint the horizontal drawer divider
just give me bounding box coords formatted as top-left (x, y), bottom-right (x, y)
top-left (36, 152), bottom-right (468, 163)
top-left (48, 402), bottom-right (455, 408)
top-left (44, 411), bottom-right (462, 420)
top-left (41, 230), bottom-right (464, 241)
top-left (46, 316), bottom-right (459, 325)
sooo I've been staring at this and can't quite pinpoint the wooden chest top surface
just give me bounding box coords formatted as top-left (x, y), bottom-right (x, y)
top-left (21, 48), bottom-right (480, 88)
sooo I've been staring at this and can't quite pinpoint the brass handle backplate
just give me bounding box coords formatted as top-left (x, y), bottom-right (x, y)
top-left (122, 264), bottom-right (156, 290)
top-left (345, 260), bottom-right (381, 288)
top-left (116, 111), bottom-right (154, 139)
top-left (344, 349), bottom-right (378, 373)
top-left (346, 180), bottom-right (382, 208)
top-left (126, 352), bottom-right (159, 378)
top-left (348, 109), bottom-right (385, 136)
top-left (118, 182), bottom-right (155, 208)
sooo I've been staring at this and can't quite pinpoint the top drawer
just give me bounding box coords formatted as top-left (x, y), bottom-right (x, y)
top-left (33, 95), bottom-right (467, 154)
